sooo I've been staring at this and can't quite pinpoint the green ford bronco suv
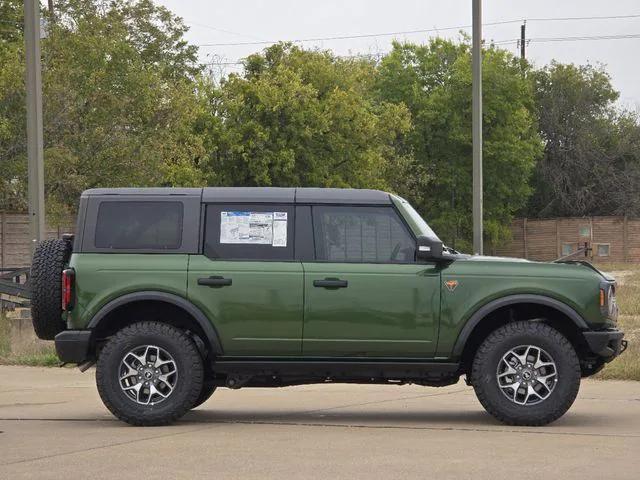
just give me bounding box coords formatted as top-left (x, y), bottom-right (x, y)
top-left (30, 187), bottom-right (626, 426)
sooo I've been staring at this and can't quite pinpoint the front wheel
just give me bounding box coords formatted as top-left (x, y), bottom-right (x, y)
top-left (192, 382), bottom-right (217, 409)
top-left (96, 322), bottom-right (204, 426)
top-left (471, 321), bottom-right (581, 426)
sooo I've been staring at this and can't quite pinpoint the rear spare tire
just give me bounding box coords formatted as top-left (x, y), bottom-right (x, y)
top-left (30, 238), bottom-right (72, 340)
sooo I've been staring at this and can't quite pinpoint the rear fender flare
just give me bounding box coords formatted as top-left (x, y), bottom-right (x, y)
top-left (87, 291), bottom-right (223, 354)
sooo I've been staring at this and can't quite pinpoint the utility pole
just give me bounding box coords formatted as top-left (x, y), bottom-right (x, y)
top-left (472, 0), bottom-right (483, 255)
top-left (24, 0), bottom-right (46, 252)
top-left (520, 21), bottom-right (526, 60)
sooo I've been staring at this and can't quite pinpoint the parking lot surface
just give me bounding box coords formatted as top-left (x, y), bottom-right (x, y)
top-left (1, 365), bottom-right (639, 479)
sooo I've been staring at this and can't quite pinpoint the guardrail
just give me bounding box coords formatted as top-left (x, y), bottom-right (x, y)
top-left (0, 267), bottom-right (31, 303)
top-left (553, 242), bottom-right (592, 263)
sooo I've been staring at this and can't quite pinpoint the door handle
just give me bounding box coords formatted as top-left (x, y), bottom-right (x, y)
top-left (313, 278), bottom-right (348, 289)
top-left (198, 276), bottom-right (232, 287)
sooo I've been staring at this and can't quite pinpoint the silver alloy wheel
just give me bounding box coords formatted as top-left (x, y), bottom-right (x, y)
top-left (119, 345), bottom-right (178, 405)
top-left (496, 345), bottom-right (558, 406)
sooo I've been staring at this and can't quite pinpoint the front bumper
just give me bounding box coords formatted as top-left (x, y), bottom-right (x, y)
top-left (55, 330), bottom-right (92, 363)
top-left (583, 329), bottom-right (627, 360)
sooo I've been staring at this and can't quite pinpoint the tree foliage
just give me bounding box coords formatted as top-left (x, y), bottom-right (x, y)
top-left (527, 62), bottom-right (640, 217)
top-left (1, 0), bottom-right (639, 249)
top-left (202, 43), bottom-right (411, 189)
top-left (375, 39), bottom-right (543, 250)
top-left (1, 0), bottom-right (208, 219)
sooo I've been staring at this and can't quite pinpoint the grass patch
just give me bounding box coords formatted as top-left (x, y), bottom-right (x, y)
top-left (0, 312), bottom-right (60, 367)
top-left (594, 263), bottom-right (640, 381)
top-left (3, 350), bottom-right (60, 367)
top-left (0, 312), bottom-right (10, 355)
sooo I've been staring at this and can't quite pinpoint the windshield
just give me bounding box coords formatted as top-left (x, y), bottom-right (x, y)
top-left (393, 196), bottom-right (440, 241)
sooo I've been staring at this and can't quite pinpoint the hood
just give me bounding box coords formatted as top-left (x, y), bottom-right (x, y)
top-left (454, 254), bottom-right (613, 282)
top-left (461, 255), bottom-right (530, 263)
top-left (554, 260), bottom-right (615, 282)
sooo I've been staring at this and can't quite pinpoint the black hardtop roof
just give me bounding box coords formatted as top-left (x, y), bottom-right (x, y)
top-left (82, 187), bottom-right (392, 205)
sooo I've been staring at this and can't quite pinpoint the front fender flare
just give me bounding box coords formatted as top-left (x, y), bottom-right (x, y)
top-left (451, 294), bottom-right (589, 358)
top-left (87, 291), bottom-right (223, 354)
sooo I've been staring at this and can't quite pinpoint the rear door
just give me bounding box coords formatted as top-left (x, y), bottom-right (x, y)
top-left (188, 203), bottom-right (303, 356)
top-left (302, 205), bottom-right (440, 358)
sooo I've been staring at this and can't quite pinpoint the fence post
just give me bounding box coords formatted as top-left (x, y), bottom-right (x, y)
top-left (589, 217), bottom-right (594, 260)
top-left (523, 218), bottom-right (528, 259)
top-left (555, 219), bottom-right (560, 258)
top-left (1, 211), bottom-right (5, 270)
top-left (623, 215), bottom-right (629, 262)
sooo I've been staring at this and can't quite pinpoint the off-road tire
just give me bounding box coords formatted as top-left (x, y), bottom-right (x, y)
top-left (30, 238), bottom-right (72, 340)
top-left (471, 321), bottom-right (581, 426)
top-left (96, 322), bottom-right (204, 426)
top-left (192, 382), bottom-right (217, 409)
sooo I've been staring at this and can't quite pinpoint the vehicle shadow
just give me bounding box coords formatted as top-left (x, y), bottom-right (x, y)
top-left (182, 407), bottom-right (602, 430)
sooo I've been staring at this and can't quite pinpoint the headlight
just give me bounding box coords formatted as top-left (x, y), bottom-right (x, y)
top-left (600, 283), bottom-right (618, 320)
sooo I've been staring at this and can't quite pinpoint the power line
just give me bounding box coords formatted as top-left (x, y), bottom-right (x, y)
top-left (197, 20), bottom-right (521, 47)
top-left (209, 32), bottom-right (640, 69)
top-left (183, 19), bottom-right (265, 42)
top-left (527, 13), bottom-right (640, 22)
top-left (494, 33), bottom-right (640, 45)
top-left (196, 13), bottom-right (640, 48)
top-left (206, 52), bottom-right (386, 67)
top-left (530, 33), bottom-right (640, 43)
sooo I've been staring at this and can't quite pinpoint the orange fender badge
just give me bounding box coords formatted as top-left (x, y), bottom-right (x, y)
top-left (445, 280), bottom-right (459, 292)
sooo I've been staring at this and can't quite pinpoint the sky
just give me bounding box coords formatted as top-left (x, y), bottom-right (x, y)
top-left (156, 0), bottom-right (640, 109)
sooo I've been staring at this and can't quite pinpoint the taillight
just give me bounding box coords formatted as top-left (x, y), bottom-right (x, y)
top-left (62, 268), bottom-right (75, 311)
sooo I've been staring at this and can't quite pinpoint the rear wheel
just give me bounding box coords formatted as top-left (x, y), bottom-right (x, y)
top-left (471, 321), bottom-right (581, 426)
top-left (96, 322), bottom-right (204, 426)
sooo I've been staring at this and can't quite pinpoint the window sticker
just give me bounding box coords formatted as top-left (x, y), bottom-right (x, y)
top-left (220, 211), bottom-right (287, 247)
top-left (272, 212), bottom-right (288, 247)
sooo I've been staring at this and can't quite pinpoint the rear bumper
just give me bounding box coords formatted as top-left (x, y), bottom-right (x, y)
top-left (55, 330), bottom-right (92, 363)
top-left (583, 329), bottom-right (627, 360)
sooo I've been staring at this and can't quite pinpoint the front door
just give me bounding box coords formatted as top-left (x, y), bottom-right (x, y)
top-left (302, 205), bottom-right (440, 358)
top-left (188, 203), bottom-right (303, 356)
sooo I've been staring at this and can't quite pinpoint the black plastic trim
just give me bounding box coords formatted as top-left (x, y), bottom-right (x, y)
top-left (452, 294), bottom-right (590, 357)
top-left (213, 359), bottom-right (459, 378)
top-left (294, 205), bottom-right (314, 261)
top-left (87, 291), bottom-right (223, 354)
top-left (583, 329), bottom-right (625, 358)
top-left (55, 330), bottom-right (92, 363)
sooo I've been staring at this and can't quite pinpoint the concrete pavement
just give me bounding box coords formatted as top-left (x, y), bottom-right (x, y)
top-left (1, 365), bottom-right (639, 479)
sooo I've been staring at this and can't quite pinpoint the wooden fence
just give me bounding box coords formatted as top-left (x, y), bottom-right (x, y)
top-left (494, 216), bottom-right (640, 263)
top-left (2, 212), bottom-right (639, 266)
top-left (0, 212), bottom-right (75, 269)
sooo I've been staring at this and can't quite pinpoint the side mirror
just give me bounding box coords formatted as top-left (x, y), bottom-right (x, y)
top-left (416, 235), bottom-right (443, 261)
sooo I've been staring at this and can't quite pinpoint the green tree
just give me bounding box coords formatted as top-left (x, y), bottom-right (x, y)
top-left (0, 0), bottom-right (209, 220)
top-left (202, 43), bottom-right (411, 189)
top-left (0, 0), bottom-right (27, 210)
top-left (375, 39), bottom-right (543, 251)
top-left (527, 62), bottom-right (640, 217)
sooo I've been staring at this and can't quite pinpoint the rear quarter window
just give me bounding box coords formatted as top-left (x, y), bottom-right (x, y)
top-left (95, 201), bottom-right (183, 249)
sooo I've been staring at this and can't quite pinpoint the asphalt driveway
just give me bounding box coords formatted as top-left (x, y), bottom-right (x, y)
top-left (1, 366), bottom-right (639, 479)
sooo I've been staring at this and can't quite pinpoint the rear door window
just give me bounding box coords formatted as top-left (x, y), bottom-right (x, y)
top-left (95, 201), bottom-right (183, 249)
top-left (204, 204), bottom-right (294, 260)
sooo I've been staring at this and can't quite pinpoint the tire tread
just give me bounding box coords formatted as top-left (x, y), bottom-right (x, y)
top-left (30, 239), bottom-right (71, 340)
top-left (96, 321), bottom-right (204, 426)
top-left (471, 321), bottom-right (581, 426)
